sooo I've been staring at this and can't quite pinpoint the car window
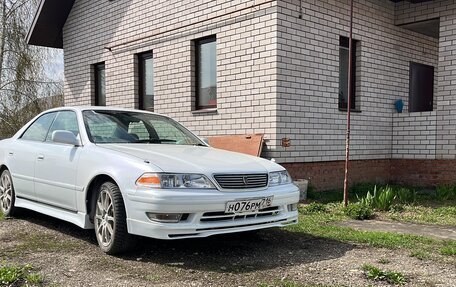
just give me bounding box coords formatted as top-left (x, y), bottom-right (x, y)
top-left (82, 110), bottom-right (203, 145)
top-left (128, 121), bottom-right (150, 141)
top-left (149, 119), bottom-right (188, 143)
top-left (46, 111), bottom-right (80, 142)
top-left (20, 112), bottom-right (56, 142)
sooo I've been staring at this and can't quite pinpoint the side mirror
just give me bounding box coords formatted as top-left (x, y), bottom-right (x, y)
top-left (201, 137), bottom-right (210, 146)
top-left (52, 130), bottom-right (80, 146)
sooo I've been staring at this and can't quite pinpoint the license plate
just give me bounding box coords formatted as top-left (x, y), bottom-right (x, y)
top-left (225, 196), bottom-right (273, 213)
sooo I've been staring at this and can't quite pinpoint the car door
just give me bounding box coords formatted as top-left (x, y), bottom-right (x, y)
top-left (33, 111), bottom-right (81, 211)
top-left (7, 112), bottom-right (57, 201)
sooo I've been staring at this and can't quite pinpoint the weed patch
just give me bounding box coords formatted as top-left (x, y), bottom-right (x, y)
top-left (0, 263), bottom-right (43, 286)
top-left (362, 264), bottom-right (406, 285)
top-left (343, 203), bottom-right (373, 220)
top-left (301, 203), bottom-right (327, 214)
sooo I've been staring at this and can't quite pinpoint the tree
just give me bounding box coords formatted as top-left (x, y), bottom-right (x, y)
top-left (0, 0), bottom-right (63, 139)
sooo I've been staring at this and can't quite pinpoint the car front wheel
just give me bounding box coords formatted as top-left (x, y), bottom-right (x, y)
top-left (0, 169), bottom-right (17, 217)
top-left (94, 181), bottom-right (133, 254)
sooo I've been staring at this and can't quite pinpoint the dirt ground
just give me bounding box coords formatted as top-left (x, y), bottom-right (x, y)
top-left (0, 210), bottom-right (455, 287)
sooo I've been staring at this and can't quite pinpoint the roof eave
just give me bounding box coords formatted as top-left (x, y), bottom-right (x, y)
top-left (26, 0), bottom-right (75, 49)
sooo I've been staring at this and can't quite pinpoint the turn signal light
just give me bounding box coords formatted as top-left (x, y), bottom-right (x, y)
top-left (136, 173), bottom-right (161, 187)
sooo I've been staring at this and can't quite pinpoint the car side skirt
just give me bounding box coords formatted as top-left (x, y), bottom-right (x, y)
top-left (14, 197), bottom-right (94, 229)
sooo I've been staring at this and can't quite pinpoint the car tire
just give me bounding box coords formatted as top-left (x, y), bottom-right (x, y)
top-left (94, 181), bottom-right (134, 254)
top-left (0, 169), bottom-right (17, 217)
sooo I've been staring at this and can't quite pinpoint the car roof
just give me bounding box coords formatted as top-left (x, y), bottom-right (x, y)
top-left (44, 106), bottom-right (163, 116)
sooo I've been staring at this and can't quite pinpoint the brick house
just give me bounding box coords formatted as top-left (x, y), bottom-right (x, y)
top-left (27, 0), bottom-right (456, 190)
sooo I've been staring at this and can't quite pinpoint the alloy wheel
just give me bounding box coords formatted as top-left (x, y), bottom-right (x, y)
top-left (0, 172), bottom-right (12, 213)
top-left (95, 187), bottom-right (115, 247)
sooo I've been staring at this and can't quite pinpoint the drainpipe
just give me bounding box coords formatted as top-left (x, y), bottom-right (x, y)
top-left (343, 0), bottom-right (354, 207)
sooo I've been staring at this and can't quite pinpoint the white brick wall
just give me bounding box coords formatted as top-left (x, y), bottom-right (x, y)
top-left (63, 0), bottom-right (280, 157)
top-left (62, 0), bottom-right (450, 164)
top-left (396, 0), bottom-right (456, 159)
top-left (273, 0), bottom-right (438, 163)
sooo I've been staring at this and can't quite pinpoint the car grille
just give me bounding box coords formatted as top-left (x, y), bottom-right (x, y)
top-left (213, 173), bottom-right (268, 189)
top-left (200, 206), bottom-right (281, 222)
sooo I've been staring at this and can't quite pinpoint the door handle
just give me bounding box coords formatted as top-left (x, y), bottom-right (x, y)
top-left (37, 155), bottom-right (45, 160)
top-left (8, 152), bottom-right (13, 156)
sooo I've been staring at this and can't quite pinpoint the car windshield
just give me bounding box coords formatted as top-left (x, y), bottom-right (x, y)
top-left (82, 110), bottom-right (205, 145)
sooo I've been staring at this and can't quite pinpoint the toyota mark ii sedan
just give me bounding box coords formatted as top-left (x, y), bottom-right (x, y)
top-left (0, 107), bottom-right (299, 254)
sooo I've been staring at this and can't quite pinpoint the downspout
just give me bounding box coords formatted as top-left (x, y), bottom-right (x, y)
top-left (343, 0), bottom-right (354, 207)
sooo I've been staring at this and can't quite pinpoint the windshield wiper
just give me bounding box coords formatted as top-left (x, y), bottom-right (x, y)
top-left (134, 139), bottom-right (177, 144)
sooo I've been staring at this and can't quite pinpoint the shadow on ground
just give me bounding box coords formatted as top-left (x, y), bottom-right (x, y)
top-left (10, 209), bottom-right (354, 274)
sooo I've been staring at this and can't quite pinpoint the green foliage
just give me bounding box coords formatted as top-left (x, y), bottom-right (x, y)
top-left (440, 241), bottom-right (456, 256)
top-left (302, 202), bottom-right (327, 214)
top-left (0, 263), bottom-right (43, 286)
top-left (26, 273), bottom-right (44, 284)
top-left (350, 182), bottom-right (378, 197)
top-left (390, 204), bottom-right (405, 213)
top-left (395, 187), bottom-right (416, 204)
top-left (376, 187), bottom-right (396, 211)
top-left (290, 205), bottom-right (455, 263)
top-left (362, 264), bottom-right (406, 285)
top-left (343, 203), bottom-right (373, 220)
top-left (436, 185), bottom-right (456, 200)
top-left (356, 186), bottom-right (418, 211)
top-left (377, 258), bottom-right (390, 264)
top-left (410, 251), bottom-right (431, 260)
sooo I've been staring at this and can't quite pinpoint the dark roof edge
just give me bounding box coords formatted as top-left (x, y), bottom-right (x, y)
top-left (26, 0), bottom-right (75, 49)
top-left (26, 0), bottom-right (45, 46)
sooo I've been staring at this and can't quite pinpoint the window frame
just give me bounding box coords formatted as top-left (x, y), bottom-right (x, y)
top-left (45, 111), bottom-right (80, 142)
top-left (93, 62), bottom-right (106, 106)
top-left (137, 51), bottom-right (154, 111)
top-left (19, 112), bottom-right (57, 142)
top-left (338, 36), bottom-right (357, 111)
top-left (195, 35), bottom-right (217, 110)
top-left (409, 61), bottom-right (434, 113)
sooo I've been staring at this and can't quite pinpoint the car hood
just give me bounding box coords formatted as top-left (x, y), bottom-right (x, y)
top-left (99, 144), bottom-right (282, 174)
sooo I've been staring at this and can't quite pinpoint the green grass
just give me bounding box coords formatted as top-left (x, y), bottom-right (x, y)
top-left (385, 204), bottom-right (456, 226)
top-left (362, 264), bottom-right (406, 285)
top-left (0, 210), bottom-right (4, 221)
top-left (0, 263), bottom-right (44, 286)
top-left (440, 242), bottom-right (456, 256)
top-left (288, 204), bottom-right (456, 262)
top-left (0, 232), bottom-right (82, 258)
top-left (410, 250), bottom-right (431, 260)
top-left (308, 184), bottom-right (456, 226)
top-left (377, 258), bottom-right (390, 264)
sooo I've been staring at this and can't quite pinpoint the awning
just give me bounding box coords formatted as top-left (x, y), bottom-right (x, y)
top-left (26, 0), bottom-right (75, 48)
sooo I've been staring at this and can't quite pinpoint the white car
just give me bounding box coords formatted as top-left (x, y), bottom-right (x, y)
top-left (0, 107), bottom-right (299, 254)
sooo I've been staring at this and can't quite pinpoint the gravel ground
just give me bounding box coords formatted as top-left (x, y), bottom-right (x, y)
top-left (0, 210), bottom-right (455, 287)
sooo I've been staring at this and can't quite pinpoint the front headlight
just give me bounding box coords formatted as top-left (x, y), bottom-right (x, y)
top-left (136, 173), bottom-right (215, 189)
top-left (269, 171), bottom-right (292, 186)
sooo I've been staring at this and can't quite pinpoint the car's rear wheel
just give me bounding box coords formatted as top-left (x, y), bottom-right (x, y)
top-left (94, 181), bottom-right (133, 254)
top-left (0, 169), bottom-right (17, 217)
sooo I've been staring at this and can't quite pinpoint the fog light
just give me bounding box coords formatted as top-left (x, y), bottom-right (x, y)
top-left (288, 203), bottom-right (298, 211)
top-left (147, 213), bottom-right (182, 223)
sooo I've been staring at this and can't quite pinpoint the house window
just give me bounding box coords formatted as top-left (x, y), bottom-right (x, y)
top-left (409, 62), bottom-right (434, 112)
top-left (138, 52), bottom-right (154, 111)
top-left (195, 36), bottom-right (217, 110)
top-left (93, 63), bottom-right (106, 106)
top-left (339, 36), bottom-right (357, 110)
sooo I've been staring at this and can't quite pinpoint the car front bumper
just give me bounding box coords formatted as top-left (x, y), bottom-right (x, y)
top-left (124, 184), bottom-right (300, 239)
